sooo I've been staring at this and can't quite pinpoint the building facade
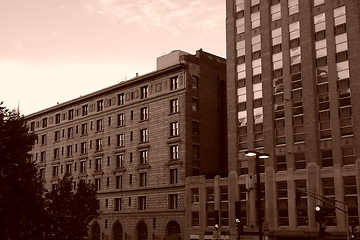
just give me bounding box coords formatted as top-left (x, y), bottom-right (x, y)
top-left (186, 0), bottom-right (360, 239)
top-left (26, 49), bottom-right (226, 240)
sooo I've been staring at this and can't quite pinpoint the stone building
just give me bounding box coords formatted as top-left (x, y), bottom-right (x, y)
top-left (26, 49), bottom-right (227, 240)
top-left (185, 0), bottom-right (360, 239)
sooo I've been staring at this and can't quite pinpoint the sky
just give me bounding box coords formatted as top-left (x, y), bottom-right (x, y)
top-left (0, 0), bottom-right (226, 115)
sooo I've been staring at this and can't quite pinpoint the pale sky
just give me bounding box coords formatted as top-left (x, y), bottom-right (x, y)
top-left (0, 0), bottom-right (226, 115)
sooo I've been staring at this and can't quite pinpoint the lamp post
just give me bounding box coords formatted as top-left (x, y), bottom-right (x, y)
top-left (245, 151), bottom-right (270, 240)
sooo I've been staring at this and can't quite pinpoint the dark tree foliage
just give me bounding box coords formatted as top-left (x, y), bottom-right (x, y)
top-left (45, 174), bottom-right (99, 240)
top-left (0, 102), bottom-right (47, 240)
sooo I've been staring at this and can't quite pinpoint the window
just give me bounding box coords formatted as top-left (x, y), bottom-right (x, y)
top-left (42, 117), bottom-right (48, 128)
top-left (96, 119), bottom-right (103, 132)
top-left (170, 121), bottom-right (179, 137)
top-left (314, 13), bottom-right (325, 33)
top-left (191, 188), bottom-right (199, 203)
top-left (97, 100), bottom-right (103, 111)
top-left (251, 11), bottom-right (260, 29)
top-left (116, 154), bottom-right (124, 168)
top-left (251, 35), bottom-right (261, 53)
top-left (140, 150), bottom-right (148, 164)
top-left (170, 145), bottom-right (179, 160)
top-left (192, 98), bottom-right (198, 112)
top-left (65, 163), bottom-right (72, 174)
top-left (296, 180), bottom-right (308, 226)
top-left (82, 105), bottom-right (88, 116)
top-left (237, 40), bottom-right (245, 57)
top-left (342, 146), bottom-right (355, 165)
top-left (289, 21), bottom-right (300, 40)
top-left (118, 93), bottom-right (124, 106)
top-left (114, 198), bottom-right (122, 211)
top-left (80, 161), bottom-right (86, 173)
top-left (140, 128), bottom-right (148, 143)
top-left (288, 0), bottom-right (299, 15)
top-left (116, 176), bottom-right (123, 189)
top-left (117, 113), bottom-right (125, 126)
top-left (252, 58), bottom-right (262, 76)
top-left (117, 134), bottom-right (125, 147)
top-left (294, 152), bottom-right (306, 169)
top-left (95, 139), bottom-right (102, 151)
top-left (236, 17), bottom-right (245, 34)
top-left (335, 33), bottom-right (348, 53)
top-left (236, 0), bottom-right (244, 12)
top-left (139, 172), bottom-right (147, 187)
top-left (95, 158), bottom-right (102, 171)
top-left (95, 178), bottom-right (101, 191)
top-left (276, 155), bottom-right (287, 171)
top-left (170, 99), bottom-right (179, 113)
top-left (271, 3), bottom-right (281, 21)
top-left (344, 176), bottom-right (359, 224)
top-left (315, 39), bottom-right (327, 59)
top-left (66, 145), bottom-right (73, 157)
top-left (52, 165), bottom-right (59, 177)
top-left (140, 107), bottom-right (148, 121)
top-left (272, 27), bottom-right (282, 47)
top-left (277, 181), bottom-right (289, 226)
top-left (169, 194), bottom-right (178, 209)
top-left (41, 134), bottom-right (47, 145)
top-left (138, 196), bottom-right (146, 210)
top-left (40, 151), bottom-right (46, 162)
top-left (192, 121), bottom-right (199, 135)
top-left (321, 149), bottom-right (333, 167)
top-left (170, 168), bottom-right (178, 184)
top-left (55, 114), bottom-right (61, 124)
top-left (334, 6), bottom-right (346, 27)
top-left (141, 86), bottom-right (148, 99)
top-left (67, 127), bottom-right (73, 139)
top-left (81, 123), bottom-right (87, 136)
top-left (192, 212), bottom-right (199, 226)
top-left (54, 148), bottom-right (59, 160)
top-left (170, 76), bottom-right (178, 90)
top-left (80, 142), bottom-right (87, 154)
top-left (322, 178), bottom-right (336, 226)
top-left (314, 0), bottom-right (324, 6)
top-left (68, 109), bottom-right (74, 120)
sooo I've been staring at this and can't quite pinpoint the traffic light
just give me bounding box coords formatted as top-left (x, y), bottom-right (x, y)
top-left (235, 201), bottom-right (241, 221)
top-left (214, 210), bottom-right (220, 230)
top-left (315, 205), bottom-right (323, 222)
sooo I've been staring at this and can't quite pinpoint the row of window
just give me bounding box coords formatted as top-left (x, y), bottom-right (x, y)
top-left (29, 77), bottom-right (181, 130)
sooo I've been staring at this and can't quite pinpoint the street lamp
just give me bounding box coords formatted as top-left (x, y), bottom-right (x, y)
top-left (245, 151), bottom-right (270, 240)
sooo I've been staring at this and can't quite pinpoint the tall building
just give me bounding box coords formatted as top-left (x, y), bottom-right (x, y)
top-left (186, 0), bottom-right (360, 240)
top-left (26, 49), bottom-right (226, 240)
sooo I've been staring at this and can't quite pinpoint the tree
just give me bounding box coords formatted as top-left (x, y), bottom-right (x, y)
top-left (0, 102), bottom-right (47, 239)
top-left (46, 174), bottom-right (99, 240)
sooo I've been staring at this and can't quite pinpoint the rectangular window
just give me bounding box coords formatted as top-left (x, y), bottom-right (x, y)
top-left (114, 198), bottom-right (122, 211)
top-left (95, 178), bottom-right (101, 191)
top-left (82, 105), bottom-right (88, 116)
top-left (66, 145), bottom-right (73, 157)
top-left (170, 122), bottom-right (179, 137)
top-left (140, 150), bottom-right (148, 165)
top-left (314, 0), bottom-right (324, 6)
top-left (65, 163), bottom-right (71, 174)
top-left (96, 119), bottom-right (103, 131)
top-left (169, 194), bottom-right (178, 209)
top-left (276, 155), bottom-right (287, 171)
top-left (95, 158), bottom-right (102, 171)
top-left (170, 99), bottom-right (179, 113)
top-left (192, 121), bottom-right (199, 135)
top-left (277, 181), bottom-right (289, 226)
top-left (117, 134), bottom-right (125, 147)
top-left (138, 196), bottom-right (146, 210)
top-left (170, 168), bottom-right (178, 184)
top-left (116, 176), bottom-right (123, 189)
top-left (40, 151), bottom-right (46, 162)
top-left (95, 139), bottom-right (102, 151)
top-left (321, 149), bottom-right (333, 167)
top-left (52, 165), bottom-right (59, 177)
top-left (67, 127), bottom-right (73, 139)
top-left (296, 180), bottom-right (308, 226)
top-left (139, 172), bottom-right (147, 187)
top-left (140, 107), bottom-right (149, 121)
top-left (42, 117), bottom-right (48, 128)
top-left (68, 109), bottom-right (74, 120)
top-left (80, 161), bottom-right (86, 173)
top-left (117, 113), bottom-right (125, 126)
top-left (118, 93), bottom-right (125, 106)
top-left (344, 176), bottom-right (359, 224)
top-left (271, 3), bottom-right (281, 21)
top-left (141, 86), bottom-right (148, 99)
top-left (80, 142), bottom-right (87, 154)
top-left (170, 145), bottom-right (179, 160)
top-left (342, 146), bottom-right (355, 165)
top-left (251, 11), bottom-right (260, 29)
top-left (55, 114), bottom-right (61, 124)
top-left (170, 76), bottom-right (178, 90)
top-left (116, 154), bottom-right (124, 168)
top-left (41, 134), bottom-right (47, 145)
top-left (236, 17), bottom-right (245, 34)
top-left (294, 152), bottom-right (306, 169)
top-left (97, 100), bottom-right (103, 111)
top-left (54, 148), bottom-right (59, 160)
top-left (140, 128), bottom-right (148, 143)
top-left (81, 123), bottom-right (87, 135)
top-left (288, 0), bottom-right (299, 16)
top-left (192, 188), bottom-right (199, 203)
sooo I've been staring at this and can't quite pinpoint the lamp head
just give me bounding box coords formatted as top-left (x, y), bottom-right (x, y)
top-left (245, 151), bottom-right (257, 157)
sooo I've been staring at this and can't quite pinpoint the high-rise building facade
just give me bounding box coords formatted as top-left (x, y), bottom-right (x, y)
top-left (186, 0), bottom-right (360, 240)
top-left (26, 49), bottom-right (227, 240)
